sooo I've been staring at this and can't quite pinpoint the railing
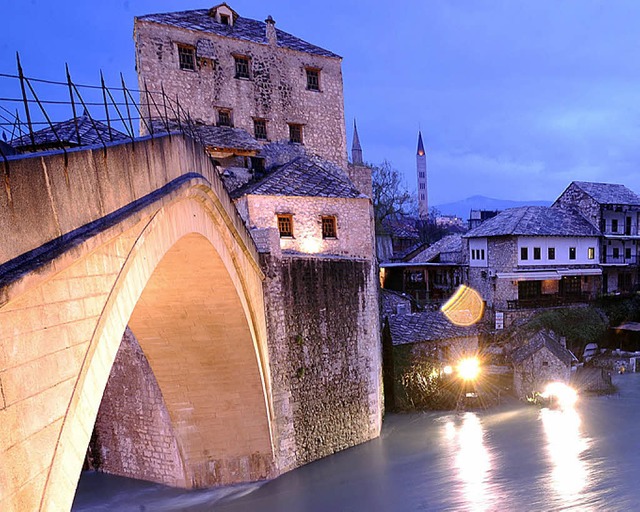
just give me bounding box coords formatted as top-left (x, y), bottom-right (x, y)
top-left (0, 54), bottom-right (206, 166)
top-left (602, 255), bottom-right (638, 265)
top-left (507, 292), bottom-right (592, 310)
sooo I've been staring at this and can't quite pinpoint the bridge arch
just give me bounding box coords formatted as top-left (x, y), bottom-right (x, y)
top-left (0, 179), bottom-right (274, 511)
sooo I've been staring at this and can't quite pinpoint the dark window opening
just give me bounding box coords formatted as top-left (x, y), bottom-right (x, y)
top-left (277, 214), bottom-right (293, 238)
top-left (234, 56), bottom-right (250, 79)
top-left (533, 247), bottom-right (541, 260)
top-left (626, 217), bottom-right (632, 236)
top-left (250, 157), bottom-right (265, 173)
top-left (542, 361), bottom-right (549, 367)
top-left (626, 247), bottom-right (632, 260)
top-left (481, 249), bottom-right (485, 259)
top-left (518, 280), bottom-right (542, 299)
top-left (306, 68), bottom-right (320, 91)
top-left (289, 123), bottom-right (303, 143)
top-left (569, 247), bottom-right (576, 260)
top-left (521, 247), bottom-right (528, 260)
top-left (613, 247), bottom-right (620, 259)
top-left (548, 247), bottom-right (555, 260)
top-left (178, 45), bottom-right (196, 71)
top-left (217, 110), bottom-right (231, 127)
top-left (612, 218), bottom-right (619, 233)
top-left (254, 119), bottom-right (267, 140)
top-left (322, 216), bottom-right (337, 239)
top-left (220, 14), bottom-right (230, 25)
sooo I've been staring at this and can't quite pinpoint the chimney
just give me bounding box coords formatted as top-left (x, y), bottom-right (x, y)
top-left (265, 15), bottom-right (277, 46)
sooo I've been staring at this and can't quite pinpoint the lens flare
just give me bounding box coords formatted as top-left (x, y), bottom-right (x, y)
top-left (541, 382), bottom-right (578, 410)
top-left (441, 285), bottom-right (484, 326)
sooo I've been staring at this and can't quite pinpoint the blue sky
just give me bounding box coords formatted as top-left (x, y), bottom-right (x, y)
top-left (3, 1), bottom-right (640, 205)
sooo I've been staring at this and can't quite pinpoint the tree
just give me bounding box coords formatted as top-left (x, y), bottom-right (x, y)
top-left (371, 160), bottom-right (415, 231)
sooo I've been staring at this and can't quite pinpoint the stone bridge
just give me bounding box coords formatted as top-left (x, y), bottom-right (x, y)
top-left (0, 135), bottom-right (276, 511)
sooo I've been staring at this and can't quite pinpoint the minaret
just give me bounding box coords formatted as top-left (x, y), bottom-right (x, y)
top-left (352, 119), bottom-right (363, 165)
top-left (416, 131), bottom-right (428, 220)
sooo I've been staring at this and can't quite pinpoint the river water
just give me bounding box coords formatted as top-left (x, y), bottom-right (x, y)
top-left (73, 373), bottom-right (640, 511)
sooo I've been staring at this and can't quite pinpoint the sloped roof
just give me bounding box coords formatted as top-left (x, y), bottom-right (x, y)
top-left (571, 181), bottom-right (640, 206)
top-left (511, 330), bottom-right (573, 365)
top-left (195, 125), bottom-right (261, 151)
top-left (465, 206), bottom-right (600, 238)
top-left (137, 9), bottom-right (340, 59)
top-left (11, 113), bottom-right (128, 149)
top-left (408, 235), bottom-right (463, 263)
top-left (232, 154), bottom-right (364, 199)
top-left (389, 310), bottom-right (479, 346)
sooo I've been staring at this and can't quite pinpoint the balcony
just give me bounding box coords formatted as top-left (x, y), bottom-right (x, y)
top-left (601, 255), bottom-right (638, 265)
top-left (507, 292), bottom-right (592, 310)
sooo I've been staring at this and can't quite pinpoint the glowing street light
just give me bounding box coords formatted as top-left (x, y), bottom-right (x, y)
top-left (457, 357), bottom-right (481, 381)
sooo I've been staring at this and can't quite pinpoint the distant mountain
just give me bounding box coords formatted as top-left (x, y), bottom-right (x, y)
top-left (434, 195), bottom-right (552, 220)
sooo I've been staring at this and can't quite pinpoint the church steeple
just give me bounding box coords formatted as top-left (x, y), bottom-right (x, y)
top-left (352, 119), bottom-right (363, 165)
top-left (416, 131), bottom-right (428, 220)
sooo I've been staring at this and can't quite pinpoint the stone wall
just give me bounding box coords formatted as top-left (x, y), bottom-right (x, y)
top-left (261, 252), bottom-right (382, 471)
top-left (135, 17), bottom-right (348, 168)
top-left (87, 327), bottom-right (186, 486)
top-left (241, 194), bottom-right (374, 259)
top-left (513, 347), bottom-right (570, 399)
top-left (553, 183), bottom-right (601, 229)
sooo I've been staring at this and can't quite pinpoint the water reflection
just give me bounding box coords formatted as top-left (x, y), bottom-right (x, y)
top-left (541, 407), bottom-right (590, 502)
top-left (444, 412), bottom-right (493, 511)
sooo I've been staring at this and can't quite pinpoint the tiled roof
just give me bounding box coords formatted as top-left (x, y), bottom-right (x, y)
top-left (408, 235), bottom-right (463, 263)
top-left (511, 330), bottom-right (573, 365)
top-left (137, 9), bottom-right (340, 59)
top-left (195, 125), bottom-right (261, 151)
top-left (381, 216), bottom-right (420, 239)
top-left (465, 206), bottom-right (600, 238)
top-left (571, 181), bottom-right (640, 206)
top-left (11, 113), bottom-right (128, 149)
top-left (232, 153), bottom-right (364, 199)
top-left (389, 310), bottom-right (479, 346)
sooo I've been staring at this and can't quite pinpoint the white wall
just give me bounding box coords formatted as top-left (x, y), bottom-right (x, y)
top-left (517, 236), bottom-right (599, 266)
top-left (469, 238), bottom-right (488, 267)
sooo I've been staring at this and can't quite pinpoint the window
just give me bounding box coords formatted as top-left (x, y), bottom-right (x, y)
top-left (471, 249), bottom-right (477, 260)
top-left (254, 118), bottom-right (267, 140)
top-left (220, 14), bottom-right (230, 25)
top-left (569, 247), bottom-right (576, 260)
top-left (548, 247), bottom-right (555, 260)
top-left (612, 218), bottom-right (619, 233)
top-left (613, 247), bottom-right (620, 259)
top-left (289, 123), bottom-right (303, 143)
top-left (533, 247), bottom-right (541, 260)
top-left (322, 216), bottom-right (337, 238)
top-left (626, 247), bottom-right (632, 260)
top-left (481, 249), bottom-right (485, 259)
top-left (420, 194), bottom-right (425, 200)
top-left (626, 217), bottom-right (632, 235)
top-left (178, 45), bottom-right (196, 70)
top-left (588, 247), bottom-right (595, 260)
top-left (521, 247), bottom-right (528, 260)
top-left (250, 156), bottom-right (265, 172)
top-left (277, 214), bottom-right (293, 238)
top-left (217, 109), bottom-right (232, 127)
top-left (542, 361), bottom-right (549, 367)
top-left (234, 55), bottom-right (250, 79)
top-left (419, 172), bottom-right (425, 178)
top-left (419, 183), bottom-right (425, 190)
top-left (306, 68), bottom-right (320, 91)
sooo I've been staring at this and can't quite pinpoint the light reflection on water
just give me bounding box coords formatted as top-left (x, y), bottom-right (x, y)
top-left (541, 407), bottom-right (590, 503)
top-left (74, 374), bottom-right (640, 512)
top-left (443, 412), bottom-right (493, 511)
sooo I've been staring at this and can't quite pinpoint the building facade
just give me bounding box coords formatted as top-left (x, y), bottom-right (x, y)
top-left (135, 3), bottom-right (348, 168)
top-left (554, 181), bottom-right (640, 295)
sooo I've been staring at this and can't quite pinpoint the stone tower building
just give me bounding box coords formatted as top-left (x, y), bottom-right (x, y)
top-left (417, 131), bottom-right (428, 219)
top-left (134, 3), bottom-right (348, 168)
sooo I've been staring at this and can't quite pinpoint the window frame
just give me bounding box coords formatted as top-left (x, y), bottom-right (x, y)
top-left (588, 247), bottom-right (595, 260)
top-left (520, 247), bottom-right (528, 261)
top-left (177, 44), bottom-right (196, 71)
top-left (234, 55), bottom-right (251, 79)
top-left (288, 123), bottom-right (303, 144)
top-left (253, 118), bottom-right (268, 140)
top-left (321, 215), bottom-right (337, 239)
top-left (533, 247), bottom-right (541, 260)
top-left (277, 214), bottom-right (294, 238)
top-left (305, 67), bottom-right (320, 91)
top-left (612, 218), bottom-right (619, 233)
top-left (569, 247), bottom-right (577, 260)
top-left (217, 109), bottom-right (232, 127)
top-left (548, 247), bottom-right (556, 260)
